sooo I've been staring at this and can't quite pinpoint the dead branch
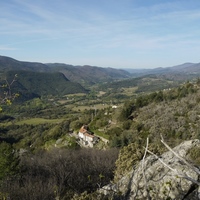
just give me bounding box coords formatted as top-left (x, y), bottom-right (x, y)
top-left (160, 135), bottom-right (200, 175)
top-left (147, 149), bottom-right (200, 186)
top-left (142, 137), bottom-right (151, 200)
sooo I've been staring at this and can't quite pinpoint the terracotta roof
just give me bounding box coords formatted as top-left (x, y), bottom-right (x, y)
top-left (79, 125), bottom-right (95, 138)
top-left (79, 125), bottom-right (88, 134)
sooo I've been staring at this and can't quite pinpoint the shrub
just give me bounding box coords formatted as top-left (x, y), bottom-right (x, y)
top-left (187, 146), bottom-right (200, 166)
top-left (0, 142), bottom-right (19, 180)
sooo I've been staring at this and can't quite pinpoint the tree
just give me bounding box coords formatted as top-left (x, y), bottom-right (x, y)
top-left (0, 74), bottom-right (18, 111)
top-left (1, 147), bottom-right (118, 199)
top-left (0, 142), bottom-right (19, 180)
top-left (118, 100), bottom-right (135, 121)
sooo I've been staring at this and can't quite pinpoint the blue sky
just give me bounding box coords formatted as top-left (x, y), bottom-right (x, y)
top-left (1, 0), bottom-right (200, 69)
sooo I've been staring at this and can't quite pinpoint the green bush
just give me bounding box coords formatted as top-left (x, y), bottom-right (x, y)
top-left (0, 142), bottom-right (19, 180)
top-left (187, 146), bottom-right (200, 166)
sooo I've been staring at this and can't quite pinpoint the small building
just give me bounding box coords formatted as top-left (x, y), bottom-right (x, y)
top-left (78, 125), bottom-right (99, 147)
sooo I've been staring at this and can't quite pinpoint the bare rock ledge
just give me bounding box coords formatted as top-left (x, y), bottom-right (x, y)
top-left (99, 139), bottom-right (200, 200)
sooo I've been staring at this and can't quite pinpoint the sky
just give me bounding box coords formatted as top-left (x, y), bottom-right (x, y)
top-left (1, 0), bottom-right (200, 69)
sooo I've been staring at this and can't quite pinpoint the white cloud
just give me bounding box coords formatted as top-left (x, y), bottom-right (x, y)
top-left (0, 46), bottom-right (18, 50)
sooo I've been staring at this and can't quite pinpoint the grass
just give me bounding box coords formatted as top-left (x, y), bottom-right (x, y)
top-left (64, 93), bottom-right (87, 97)
top-left (72, 103), bottom-right (110, 112)
top-left (121, 87), bottom-right (138, 96)
top-left (15, 118), bottom-right (64, 125)
top-left (91, 129), bottom-right (110, 140)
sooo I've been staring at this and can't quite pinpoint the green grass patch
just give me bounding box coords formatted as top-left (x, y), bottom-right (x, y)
top-left (72, 103), bottom-right (110, 112)
top-left (16, 118), bottom-right (64, 125)
top-left (65, 93), bottom-right (86, 97)
top-left (92, 129), bottom-right (110, 140)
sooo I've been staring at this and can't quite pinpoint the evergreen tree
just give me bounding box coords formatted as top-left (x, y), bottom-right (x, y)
top-left (0, 142), bottom-right (19, 180)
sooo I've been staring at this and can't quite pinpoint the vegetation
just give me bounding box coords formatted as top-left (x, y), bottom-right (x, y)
top-left (0, 142), bottom-right (19, 180)
top-left (4, 70), bottom-right (88, 98)
top-left (1, 57), bottom-right (200, 199)
top-left (0, 148), bottom-right (118, 200)
top-left (187, 146), bottom-right (200, 166)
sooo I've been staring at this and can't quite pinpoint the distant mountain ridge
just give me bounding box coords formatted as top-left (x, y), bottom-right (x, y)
top-left (1, 55), bottom-right (200, 76)
top-left (106, 62), bottom-right (200, 93)
top-left (0, 56), bottom-right (50, 72)
top-left (1, 55), bottom-right (200, 100)
top-left (125, 62), bottom-right (200, 76)
top-left (170, 62), bottom-right (200, 74)
top-left (45, 63), bottom-right (130, 85)
top-left (0, 55), bottom-right (133, 101)
top-left (0, 56), bottom-right (89, 100)
top-left (0, 56), bottom-right (130, 86)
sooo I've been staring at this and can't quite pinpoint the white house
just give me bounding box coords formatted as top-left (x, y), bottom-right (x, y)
top-left (78, 125), bottom-right (99, 147)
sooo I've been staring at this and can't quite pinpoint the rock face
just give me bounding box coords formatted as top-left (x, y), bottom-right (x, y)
top-left (99, 140), bottom-right (200, 199)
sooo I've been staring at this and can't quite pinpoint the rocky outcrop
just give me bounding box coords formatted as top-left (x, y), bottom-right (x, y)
top-left (99, 139), bottom-right (200, 199)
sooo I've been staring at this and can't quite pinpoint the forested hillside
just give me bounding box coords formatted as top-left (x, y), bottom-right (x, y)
top-left (0, 56), bottom-right (50, 72)
top-left (47, 63), bottom-right (130, 86)
top-left (0, 56), bottom-right (131, 88)
top-left (1, 55), bottom-right (199, 99)
top-left (0, 70), bottom-right (88, 101)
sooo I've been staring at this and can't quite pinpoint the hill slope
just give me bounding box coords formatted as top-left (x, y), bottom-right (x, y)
top-left (0, 56), bottom-right (131, 87)
top-left (2, 71), bottom-right (88, 99)
top-left (0, 56), bottom-right (50, 72)
top-left (126, 62), bottom-right (200, 77)
top-left (46, 63), bottom-right (130, 85)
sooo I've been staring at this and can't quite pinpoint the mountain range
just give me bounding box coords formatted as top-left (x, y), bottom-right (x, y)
top-left (125, 62), bottom-right (200, 76)
top-left (1, 55), bottom-right (200, 100)
top-left (0, 56), bottom-right (130, 86)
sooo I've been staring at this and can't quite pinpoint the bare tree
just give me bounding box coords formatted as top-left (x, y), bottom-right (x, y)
top-left (0, 74), bottom-right (18, 107)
